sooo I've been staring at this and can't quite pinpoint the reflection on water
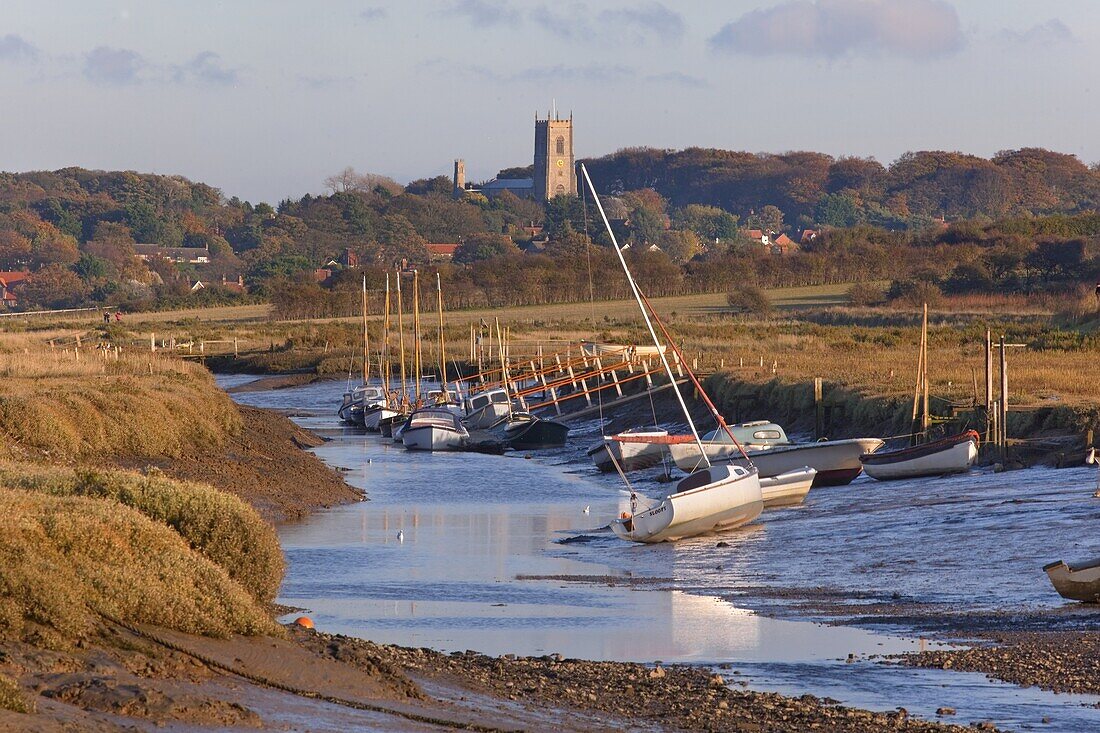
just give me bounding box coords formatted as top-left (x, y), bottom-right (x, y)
top-left (227, 377), bottom-right (1100, 730)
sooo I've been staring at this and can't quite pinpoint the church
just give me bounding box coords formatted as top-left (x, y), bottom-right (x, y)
top-left (453, 108), bottom-right (577, 201)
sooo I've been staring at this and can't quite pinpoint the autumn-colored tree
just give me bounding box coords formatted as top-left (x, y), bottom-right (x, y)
top-left (15, 265), bottom-right (89, 309)
top-left (453, 233), bottom-right (519, 264)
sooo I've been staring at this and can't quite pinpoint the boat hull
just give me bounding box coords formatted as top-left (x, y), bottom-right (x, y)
top-left (505, 418), bottom-right (569, 450)
top-left (1044, 559), bottom-right (1100, 603)
top-left (670, 438), bottom-right (884, 486)
top-left (759, 467), bottom-right (816, 508)
top-left (861, 432), bottom-right (979, 480)
top-left (611, 467), bottom-right (763, 543)
top-left (464, 403), bottom-right (512, 430)
top-left (588, 431), bottom-right (669, 473)
top-left (363, 405), bottom-right (398, 432)
top-left (402, 425), bottom-right (468, 451)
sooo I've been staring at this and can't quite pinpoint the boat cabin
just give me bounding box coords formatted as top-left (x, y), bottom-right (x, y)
top-left (675, 464), bottom-right (751, 494)
top-left (464, 389), bottom-right (511, 414)
top-left (406, 408), bottom-right (464, 430)
top-left (703, 420), bottom-right (788, 448)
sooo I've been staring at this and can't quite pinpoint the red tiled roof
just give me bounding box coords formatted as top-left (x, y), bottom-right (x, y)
top-left (426, 243), bottom-right (460, 256)
top-left (0, 270), bottom-right (30, 286)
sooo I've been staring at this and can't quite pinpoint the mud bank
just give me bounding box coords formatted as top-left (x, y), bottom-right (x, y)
top-left (117, 404), bottom-right (361, 523)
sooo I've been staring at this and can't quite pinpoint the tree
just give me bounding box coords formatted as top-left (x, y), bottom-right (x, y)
top-left (628, 206), bottom-right (665, 245)
top-left (815, 193), bottom-right (862, 227)
top-left (324, 167), bottom-right (402, 196)
top-left (0, 229), bottom-right (32, 269)
top-left (673, 204), bottom-right (739, 242)
top-left (453, 233), bottom-right (519, 264)
top-left (727, 286), bottom-right (771, 317)
top-left (658, 230), bottom-right (703, 263)
top-left (406, 176), bottom-right (452, 196)
top-left (15, 265), bottom-right (89, 309)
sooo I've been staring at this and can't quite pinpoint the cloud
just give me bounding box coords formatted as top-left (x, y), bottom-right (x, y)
top-left (448, 0), bottom-right (520, 27)
top-left (173, 52), bottom-right (239, 85)
top-left (359, 7), bottom-right (387, 22)
top-left (709, 0), bottom-right (965, 59)
top-left (511, 64), bottom-right (634, 83)
top-left (646, 71), bottom-right (709, 89)
top-left (0, 33), bottom-right (39, 62)
top-left (83, 46), bottom-right (146, 85)
top-left (530, 2), bottom-right (684, 44)
top-left (998, 19), bottom-right (1074, 46)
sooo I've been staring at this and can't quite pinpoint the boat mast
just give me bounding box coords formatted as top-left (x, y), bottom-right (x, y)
top-left (383, 273), bottom-right (392, 399)
top-left (436, 273), bottom-right (448, 392)
top-left (580, 163), bottom-right (709, 466)
top-left (395, 268), bottom-right (408, 407)
top-left (361, 275), bottom-right (370, 385)
top-left (413, 270), bottom-right (422, 402)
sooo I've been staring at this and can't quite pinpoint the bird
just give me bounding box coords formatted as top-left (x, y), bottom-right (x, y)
top-left (367, 458), bottom-right (373, 464)
top-left (397, 530), bottom-right (404, 542)
top-left (583, 505), bottom-right (590, 514)
top-left (1087, 447), bottom-right (1097, 466)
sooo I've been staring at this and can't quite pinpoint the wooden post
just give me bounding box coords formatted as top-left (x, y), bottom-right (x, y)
top-left (234, 337), bottom-right (239, 357)
top-left (150, 333), bottom-right (155, 352)
top-left (984, 328), bottom-right (993, 444)
top-left (999, 335), bottom-right (1008, 459)
top-left (609, 366), bottom-right (623, 397)
top-left (814, 377), bottom-right (824, 440)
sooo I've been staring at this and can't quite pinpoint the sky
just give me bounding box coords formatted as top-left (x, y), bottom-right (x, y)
top-left (0, 0), bottom-right (1097, 203)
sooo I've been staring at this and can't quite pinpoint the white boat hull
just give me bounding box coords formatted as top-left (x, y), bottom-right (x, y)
top-left (611, 467), bottom-right (763, 543)
top-left (670, 438), bottom-right (884, 486)
top-left (588, 432), bottom-right (669, 473)
top-left (759, 467), bottom-right (816, 508)
top-left (861, 439), bottom-right (978, 481)
top-left (363, 406), bottom-right (398, 432)
top-left (464, 402), bottom-right (512, 430)
top-left (1044, 559), bottom-right (1100, 603)
top-left (402, 425), bottom-right (468, 451)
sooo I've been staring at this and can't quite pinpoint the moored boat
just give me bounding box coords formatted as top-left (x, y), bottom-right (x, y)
top-left (463, 388), bottom-right (513, 430)
top-left (670, 438), bottom-right (884, 486)
top-left (401, 407), bottom-right (469, 451)
top-left (501, 412), bottom-right (569, 450)
top-left (759, 467), bottom-right (816, 508)
top-left (1043, 558), bottom-right (1100, 603)
top-left (860, 430), bottom-right (979, 481)
top-left (587, 429), bottom-right (670, 473)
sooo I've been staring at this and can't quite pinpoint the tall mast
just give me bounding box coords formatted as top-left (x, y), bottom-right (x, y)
top-left (361, 276), bottom-right (370, 384)
top-left (396, 268), bottom-right (407, 405)
top-left (383, 273), bottom-right (391, 396)
top-left (580, 164), bottom-right (709, 466)
top-left (436, 273), bottom-right (448, 391)
top-left (413, 270), bottom-right (422, 401)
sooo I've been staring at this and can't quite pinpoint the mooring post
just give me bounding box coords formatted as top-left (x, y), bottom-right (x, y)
top-left (150, 333), bottom-right (155, 352)
top-left (984, 329), bottom-right (993, 445)
top-left (999, 335), bottom-right (1008, 460)
top-left (814, 377), bottom-right (824, 439)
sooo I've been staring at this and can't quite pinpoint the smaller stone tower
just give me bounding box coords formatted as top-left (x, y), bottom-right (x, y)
top-left (453, 159), bottom-right (466, 198)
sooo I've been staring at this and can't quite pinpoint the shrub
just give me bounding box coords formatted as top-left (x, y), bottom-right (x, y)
top-left (726, 286), bottom-right (772, 317)
top-left (846, 282), bottom-right (886, 307)
top-left (888, 279), bottom-right (944, 308)
top-left (0, 464), bottom-right (285, 603)
top-left (0, 489), bottom-right (279, 647)
top-left (0, 674), bottom-right (32, 713)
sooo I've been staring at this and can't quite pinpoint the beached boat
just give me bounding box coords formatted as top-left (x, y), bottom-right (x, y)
top-left (613, 464), bottom-right (763, 543)
top-left (401, 407), bottom-right (469, 451)
top-left (1043, 558), bottom-right (1100, 603)
top-left (581, 163), bottom-right (763, 544)
top-left (500, 412), bottom-right (569, 450)
top-left (860, 430), bottom-right (979, 481)
top-left (587, 429), bottom-right (671, 473)
top-left (759, 467), bottom-right (816, 508)
top-left (670, 438), bottom-right (884, 486)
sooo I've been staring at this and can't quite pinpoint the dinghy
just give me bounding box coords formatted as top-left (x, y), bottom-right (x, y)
top-left (581, 164), bottom-right (763, 544)
top-left (760, 467), bottom-right (816, 508)
top-left (1043, 558), bottom-right (1100, 603)
top-left (860, 430), bottom-right (979, 480)
top-left (670, 437), bottom-right (884, 486)
top-left (401, 407), bottom-right (469, 451)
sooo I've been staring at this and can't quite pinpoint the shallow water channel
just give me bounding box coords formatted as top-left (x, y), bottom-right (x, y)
top-left (228, 377), bottom-right (1100, 731)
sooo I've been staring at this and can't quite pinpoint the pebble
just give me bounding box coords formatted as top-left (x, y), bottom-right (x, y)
top-left (936, 707), bottom-right (956, 716)
top-left (649, 665), bottom-right (666, 679)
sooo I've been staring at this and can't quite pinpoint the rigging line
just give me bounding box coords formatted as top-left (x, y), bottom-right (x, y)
top-left (581, 170), bottom-right (609, 437)
top-left (580, 163), bottom-right (711, 468)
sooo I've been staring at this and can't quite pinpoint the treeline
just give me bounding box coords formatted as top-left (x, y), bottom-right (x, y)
top-left (583, 147), bottom-right (1100, 230)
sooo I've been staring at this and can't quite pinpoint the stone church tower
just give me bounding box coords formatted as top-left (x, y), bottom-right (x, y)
top-left (533, 109), bottom-right (576, 200)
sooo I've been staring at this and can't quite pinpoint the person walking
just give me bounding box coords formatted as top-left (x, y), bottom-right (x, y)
top-left (103, 311), bottom-right (111, 324)
top-left (114, 310), bottom-right (123, 322)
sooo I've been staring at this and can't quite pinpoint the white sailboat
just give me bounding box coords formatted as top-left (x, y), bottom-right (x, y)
top-left (580, 164), bottom-right (763, 543)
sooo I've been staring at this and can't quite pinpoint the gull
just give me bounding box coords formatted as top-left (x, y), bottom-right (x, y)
top-left (397, 530), bottom-right (404, 542)
top-left (583, 505), bottom-right (590, 514)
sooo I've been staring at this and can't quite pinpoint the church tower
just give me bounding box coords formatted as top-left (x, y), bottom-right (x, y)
top-left (533, 107), bottom-right (576, 201)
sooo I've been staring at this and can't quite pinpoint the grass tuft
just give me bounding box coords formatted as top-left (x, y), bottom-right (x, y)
top-left (0, 674), bottom-right (33, 714)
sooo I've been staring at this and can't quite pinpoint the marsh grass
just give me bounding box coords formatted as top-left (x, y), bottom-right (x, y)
top-left (0, 464), bottom-right (284, 603)
top-left (0, 674), bottom-right (32, 713)
top-left (0, 489), bottom-right (279, 648)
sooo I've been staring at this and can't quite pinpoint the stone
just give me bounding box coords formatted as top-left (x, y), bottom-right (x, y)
top-left (649, 665), bottom-right (666, 679)
top-left (937, 707), bottom-right (956, 716)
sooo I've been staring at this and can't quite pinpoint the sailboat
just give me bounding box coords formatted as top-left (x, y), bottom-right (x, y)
top-left (363, 274), bottom-right (401, 431)
top-left (337, 276), bottom-right (387, 427)
top-left (860, 304), bottom-right (979, 480)
top-left (581, 164), bottom-right (763, 543)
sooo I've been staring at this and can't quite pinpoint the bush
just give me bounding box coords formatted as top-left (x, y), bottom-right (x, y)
top-left (846, 282), bottom-right (886, 307)
top-left (0, 674), bottom-right (32, 713)
top-left (0, 489), bottom-right (278, 647)
top-left (0, 464), bottom-right (285, 603)
top-left (888, 279), bottom-right (943, 308)
top-left (726, 286), bottom-right (772, 317)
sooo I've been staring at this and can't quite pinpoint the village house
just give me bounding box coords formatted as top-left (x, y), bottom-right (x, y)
top-left (426, 243), bottom-right (459, 262)
top-left (133, 244), bottom-right (210, 264)
top-left (0, 271), bottom-right (30, 309)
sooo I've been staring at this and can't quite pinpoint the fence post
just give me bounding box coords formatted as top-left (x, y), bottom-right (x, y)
top-left (234, 337), bottom-right (239, 357)
top-left (150, 333), bottom-right (155, 352)
top-left (814, 377), bottom-right (824, 439)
